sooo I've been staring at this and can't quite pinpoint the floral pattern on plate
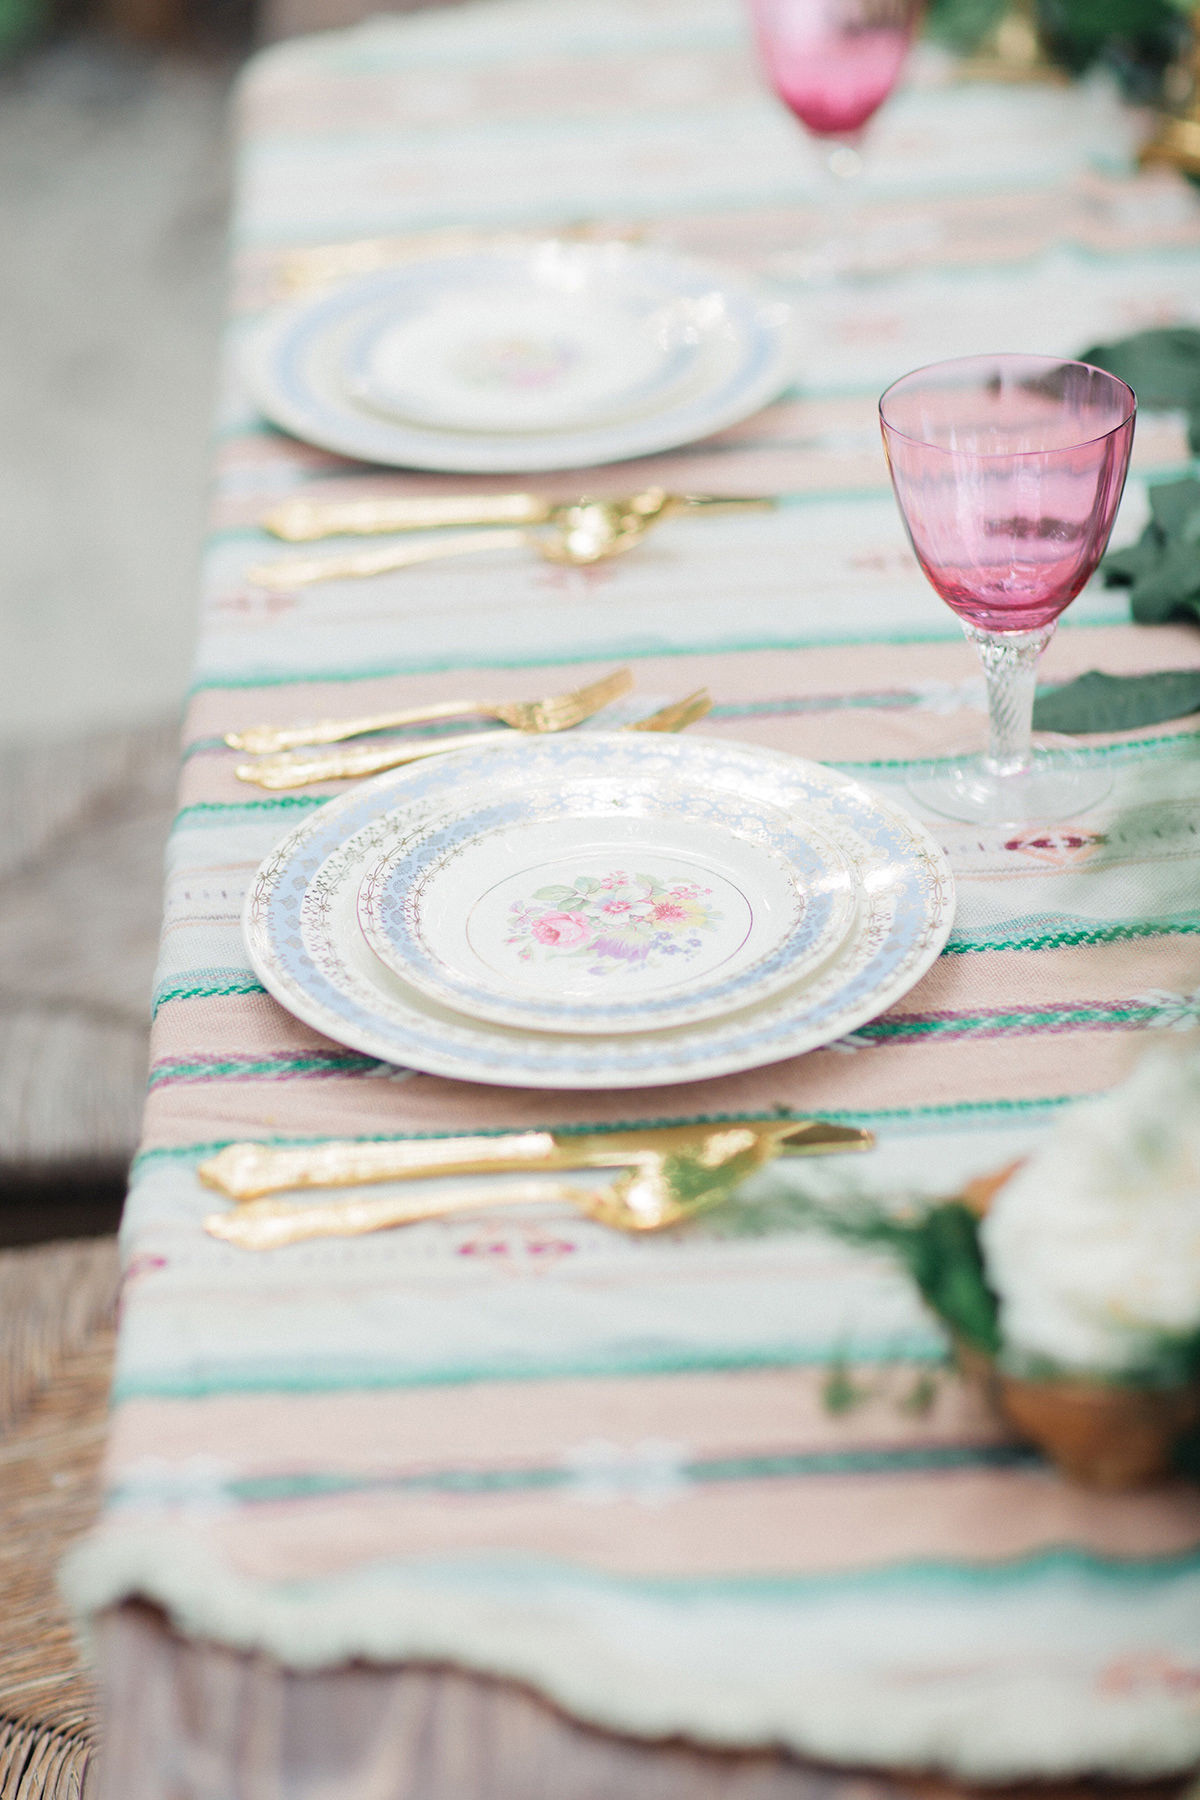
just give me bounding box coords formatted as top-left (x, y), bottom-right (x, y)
top-left (506, 871), bottom-right (722, 975)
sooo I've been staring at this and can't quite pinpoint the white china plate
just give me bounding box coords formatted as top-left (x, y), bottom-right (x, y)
top-left (355, 779), bottom-right (859, 1034)
top-left (245, 241), bottom-right (797, 473)
top-left (344, 272), bottom-right (705, 435)
top-left (245, 735), bottom-right (956, 1090)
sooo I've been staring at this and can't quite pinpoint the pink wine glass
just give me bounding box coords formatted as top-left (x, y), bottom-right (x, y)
top-left (880, 354), bottom-right (1135, 824)
top-left (746, 0), bottom-right (924, 274)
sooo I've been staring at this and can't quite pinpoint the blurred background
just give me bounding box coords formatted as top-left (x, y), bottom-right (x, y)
top-left (0, 0), bottom-right (1195, 1240)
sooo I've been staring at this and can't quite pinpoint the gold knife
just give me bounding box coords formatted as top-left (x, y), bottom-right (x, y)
top-left (261, 491), bottom-right (776, 543)
top-left (198, 1119), bottom-right (874, 1202)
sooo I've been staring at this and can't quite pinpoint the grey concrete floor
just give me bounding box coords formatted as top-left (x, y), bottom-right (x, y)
top-left (0, 37), bottom-right (235, 746)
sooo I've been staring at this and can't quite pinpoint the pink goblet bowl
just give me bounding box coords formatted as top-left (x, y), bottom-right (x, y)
top-left (880, 354), bottom-right (1135, 824)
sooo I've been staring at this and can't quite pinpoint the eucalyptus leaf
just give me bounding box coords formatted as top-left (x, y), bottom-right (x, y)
top-left (1100, 472), bottom-right (1200, 625)
top-left (1081, 329), bottom-right (1200, 452)
top-left (1129, 542), bottom-right (1200, 623)
top-left (1034, 668), bottom-right (1200, 733)
top-left (1148, 476), bottom-right (1200, 537)
top-left (1102, 539), bottom-right (1160, 585)
top-left (702, 1184), bottom-right (1001, 1355)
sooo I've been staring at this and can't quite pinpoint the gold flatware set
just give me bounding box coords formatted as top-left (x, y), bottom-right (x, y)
top-left (200, 1118), bottom-right (875, 1249)
top-left (248, 487), bottom-right (775, 589)
top-left (231, 669), bottom-right (711, 789)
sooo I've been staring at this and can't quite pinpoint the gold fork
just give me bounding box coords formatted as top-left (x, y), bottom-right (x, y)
top-left (225, 666), bottom-right (633, 756)
top-left (235, 689), bottom-right (711, 790)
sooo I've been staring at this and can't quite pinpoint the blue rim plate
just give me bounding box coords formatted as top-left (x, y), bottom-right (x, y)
top-left (244, 241), bottom-right (798, 473)
top-left (244, 735), bottom-right (956, 1090)
top-left (355, 777), bottom-right (860, 1034)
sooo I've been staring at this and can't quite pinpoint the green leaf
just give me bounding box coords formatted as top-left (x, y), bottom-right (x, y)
top-left (1128, 540), bottom-right (1200, 622)
top-left (887, 1202), bottom-right (1001, 1356)
top-left (1081, 329), bottom-right (1200, 414)
top-left (1102, 538), bottom-right (1161, 586)
top-left (899, 1370), bottom-right (940, 1416)
top-left (923, 0), bottom-right (1006, 51)
top-left (573, 876), bottom-right (601, 894)
top-left (1148, 476), bottom-right (1200, 538)
top-left (821, 1362), bottom-right (873, 1415)
top-left (1034, 667), bottom-right (1200, 733)
top-left (531, 885), bottom-right (578, 904)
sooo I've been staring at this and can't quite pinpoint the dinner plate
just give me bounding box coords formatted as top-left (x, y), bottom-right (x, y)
top-left (245, 241), bottom-right (797, 473)
top-left (245, 735), bottom-right (955, 1090)
top-left (355, 774), bottom-right (859, 1034)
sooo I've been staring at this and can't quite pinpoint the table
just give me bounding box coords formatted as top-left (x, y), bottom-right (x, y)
top-left (65, 1), bottom-right (1200, 1792)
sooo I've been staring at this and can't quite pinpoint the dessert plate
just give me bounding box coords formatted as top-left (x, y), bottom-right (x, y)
top-left (245, 735), bottom-right (955, 1090)
top-left (355, 779), bottom-right (859, 1034)
top-left (245, 240), bottom-right (797, 473)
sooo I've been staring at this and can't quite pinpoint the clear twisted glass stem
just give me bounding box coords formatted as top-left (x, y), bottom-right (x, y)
top-left (963, 622), bottom-right (1055, 778)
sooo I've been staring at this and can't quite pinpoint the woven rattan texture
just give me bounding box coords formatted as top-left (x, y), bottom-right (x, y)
top-left (0, 1238), bottom-right (118, 1799)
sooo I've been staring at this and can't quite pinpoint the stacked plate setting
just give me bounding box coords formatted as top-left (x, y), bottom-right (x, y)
top-left (245, 734), bottom-right (956, 1089)
top-left (246, 240), bottom-right (798, 472)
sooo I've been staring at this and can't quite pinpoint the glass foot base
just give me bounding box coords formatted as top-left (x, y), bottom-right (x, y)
top-left (906, 737), bottom-right (1112, 826)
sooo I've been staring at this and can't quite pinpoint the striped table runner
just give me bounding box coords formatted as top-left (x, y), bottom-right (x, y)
top-left (65, 0), bottom-right (1200, 1775)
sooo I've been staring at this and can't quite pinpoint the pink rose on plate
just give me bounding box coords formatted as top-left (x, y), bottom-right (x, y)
top-left (531, 910), bottom-right (591, 949)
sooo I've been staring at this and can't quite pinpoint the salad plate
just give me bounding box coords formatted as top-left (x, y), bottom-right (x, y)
top-left (343, 278), bottom-right (704, 435)
top-left (355, 775), bottom-right (859, 1034)
top-left (244, 735), bottom-right (955, 1090)
top-left (244, 240), bottom-right (797, 473)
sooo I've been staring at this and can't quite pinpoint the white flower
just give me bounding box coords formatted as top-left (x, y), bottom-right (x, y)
top-left (979, 1048), bottom-right (1200, 1378)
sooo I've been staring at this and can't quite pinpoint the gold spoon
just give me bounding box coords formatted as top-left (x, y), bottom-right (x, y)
top-left (245, 489), bottom-right (682, 590)
top-left (204, 1124), bottom-right (798, 1249)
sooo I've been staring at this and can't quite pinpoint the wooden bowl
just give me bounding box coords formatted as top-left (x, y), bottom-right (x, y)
top-left (953, 1163), bottom-right (1199, 1489)
top-left (954, 1338), bottom-right (1200, 1489)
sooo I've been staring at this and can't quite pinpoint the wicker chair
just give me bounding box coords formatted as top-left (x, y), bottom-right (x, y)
top-left (0, 1238), bottom-right (118, 1799)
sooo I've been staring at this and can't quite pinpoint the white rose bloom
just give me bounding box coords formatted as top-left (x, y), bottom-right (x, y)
top-left (979, 1048), bottom-right (1200, 1378)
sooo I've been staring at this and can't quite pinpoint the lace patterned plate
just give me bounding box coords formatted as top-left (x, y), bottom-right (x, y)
top-left (244, 735), bottom-right (955, 1090)
top-left (356, 783), bottom-right (858, 1034)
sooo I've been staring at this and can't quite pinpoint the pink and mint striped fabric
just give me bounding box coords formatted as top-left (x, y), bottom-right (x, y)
top-left (65, 0), bottom-right (1200, 1775)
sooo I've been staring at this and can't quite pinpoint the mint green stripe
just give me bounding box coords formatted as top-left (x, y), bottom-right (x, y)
top-left (943, 916), bottom-right (1200, 954)
top-left (146, 1003), bottom-right (1157, 1085)
top-left (110, 1334), bottom-right (945, 1404)
top-left (152, 975), bottom-right (267, 1014)
top-left (283, 1545), bottom-right (1200, 1602)
top-left (188, 620), bottom-right (1150, 697)
top-left (171, 796), bottom-right (325, 831)
top-left (148, 1052), bottom-right (380, 1089)
top-left (179, 691), bottom-right (945, 760)
top-left (110, 1441), bottom-right (1035, 1512)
